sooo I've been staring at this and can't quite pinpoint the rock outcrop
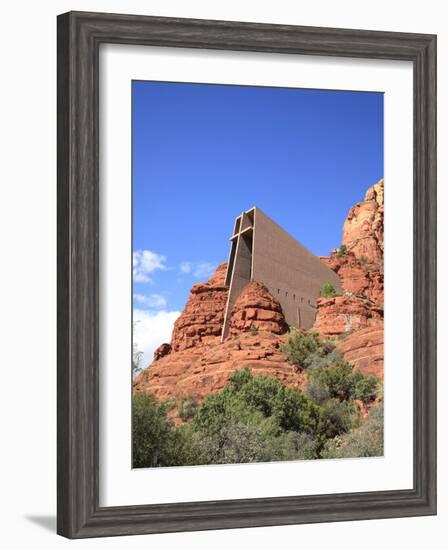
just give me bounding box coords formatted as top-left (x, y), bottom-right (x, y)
top-left (134, 268), bottom-right (299, 403)
top-left (229, 282), bottom-right (289, 336)
top-left (342, 179), bottom-right (384, 264)
top-left (153, 343), bottom-right (172, 362)
top-left (313, 295), bottom-right (383, 337)
top-left (135, 179), bottom-right (385, 406)
top-left (170, 262), bottom-right (229, 352)
top-left (320, 251), bottom-right (383, 306)
top-left (337, 324), bottom-right (384, 379)
top-left (315, 180), bottom-right (384, 377)
top-left (133, 331), bottom-right (302, 403)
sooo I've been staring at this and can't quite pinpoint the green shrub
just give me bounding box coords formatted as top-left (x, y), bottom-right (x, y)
top-left (321, 403), bottom-right (383, 458)
top-left (250, 324), bottom-right (259, 335)
top-left (302, 348), bottom-right (342, 370)
top-left (178, 395), bottom-right (199, 421)
top-left (276, 386), bottom-right (323, 435)
top-left (351, 373), bottom-right (378, 403)
top-left (336, 244), bottom-right (347, 257)
top-left (192, 415), bottom-right (280, 464)
top-left (281, 329), bottom-right (334, 368)
top-left (306, 361), bottom-right (379, 403)
top-left (281, 431), bottom-right (320, 460)
top-left (190, 368), bottom-right (326, 464)
top-left (132, 393), bottom-right (175, 468)
top-left (132, 367), bottom-right (383, 467)
top-left (194, 368), bottom-right (323, 438)
top-left (191, 416), bottom-right (321, 465)
top-left (168, 423), bottom-right (208, 466)
top-left (320, 282), bottom-right (338, 298)
top-left (321, 398), bottom-right (360, 438)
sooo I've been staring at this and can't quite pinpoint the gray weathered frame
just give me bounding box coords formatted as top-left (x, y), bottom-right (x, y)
top-left (57, 11), bottom-right (437, 538)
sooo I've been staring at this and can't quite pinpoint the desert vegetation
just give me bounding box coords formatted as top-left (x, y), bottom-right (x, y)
top-left (320, 282), bottom-right (339, 298)
top-left (133, 331), bottom-right (382, 468)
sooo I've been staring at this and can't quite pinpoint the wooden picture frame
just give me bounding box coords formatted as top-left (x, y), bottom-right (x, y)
top-left (57, 11), bottom-right (437, 538)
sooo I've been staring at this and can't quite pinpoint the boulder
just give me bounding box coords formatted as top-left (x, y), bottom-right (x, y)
top-left (229, 281), bottom-right (289, 336)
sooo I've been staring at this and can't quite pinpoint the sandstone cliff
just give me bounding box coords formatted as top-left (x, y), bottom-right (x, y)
top-left (342, 179), bottom-right (384, 263)
top-left (133, 276), bottom-right (301, 404)
top-left (315, 179), bottom-right (384, 376)
top-left (134, 179), bottom-right (385, 404)
top-left (170, 262), bottom-right (228, 352)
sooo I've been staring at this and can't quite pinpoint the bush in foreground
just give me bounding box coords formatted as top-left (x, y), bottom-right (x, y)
top-left (306, 361), bottom-right (378, 403)
top-left (193, 368), bottom-right (323, 438)
top-left (133, 366), bottom-right (382, 468)
top-left (281, 329), bottom-right (335, 368)
top-left (321, 403), bottom-right (383, 458)
top-left (132, 393), bottom-right (175, 468)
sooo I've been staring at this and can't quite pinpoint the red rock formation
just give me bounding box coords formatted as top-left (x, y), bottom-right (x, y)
top-left (342, 179), bottom-right (384, 263)
top-left (337, 323), bottom-right (384, 379)
top-left (134, 274), bottom-right (299, 402)
top-left (229, 282), bottom-right (288, 336)
top-left (135, 180), bottom-right (385, 407)
top-left (133, 331), bottom-right (303, 403)
top-left (134, 265), bottom-right (301, 402)
top-left (153, 343), bottom-right (171, 362)
top-left (321, 251), bottom-right (383, 306)
top-left (170, 262), bottom-right (229, 352)
top-left (315, 180), bottom-right (384, 378)
top-left (313, 295), bottom-right (383, 337)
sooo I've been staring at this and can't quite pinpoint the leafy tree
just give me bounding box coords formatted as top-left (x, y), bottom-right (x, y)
top-left (132, 367), bottom-right (383, 468)
top-left (194, 368), bottom-right (323, 438)
top-left (306, 361), bottom-right (379, 403)
top-left (132, 393), bottom-right (174, 468)
top-left (321, 398), bottom-right (360, 438)
top-left (193, 417), bottom-right (321, 464)
top-left (351, 373), bottom-right (379, 402)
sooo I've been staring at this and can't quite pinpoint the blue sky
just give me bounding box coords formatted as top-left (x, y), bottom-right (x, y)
top-left (132, 80), bottom-right (383, 365)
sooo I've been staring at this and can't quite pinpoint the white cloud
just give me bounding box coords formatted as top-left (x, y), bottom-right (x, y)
top-left (180, 261), bottom-right (192, 274)
top-left (179, 261), bottom-right (217, 279)
top-left (133, 309), bottom-right (180, 369)
top-left (133, 250), bottom-right (167, 283)
top-left (133, 293), bottom-right (167, 308)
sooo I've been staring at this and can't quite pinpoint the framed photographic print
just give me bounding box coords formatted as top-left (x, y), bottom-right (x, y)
top-left (57, 11), bottom-right (437, 538)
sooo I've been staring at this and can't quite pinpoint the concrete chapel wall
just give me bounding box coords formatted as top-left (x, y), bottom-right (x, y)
top-left (222, 207), bottom-right (341, 338)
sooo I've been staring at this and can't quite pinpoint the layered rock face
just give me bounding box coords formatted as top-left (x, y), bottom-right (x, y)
top-left (315, 179), bottom-right (384, 376)
top-left (133, 331), bottom-right (302, 403)
top-left (321, 251), bottom-right (383, 305)
top-left (170, 262), bottom-right (228, 352)
top-left (337, 326), bottom-right (384, 379)
top-left (342, 179), bottom-right (384, 263)
top-left (134, 271), bottom-right (297, 402)
top-left (313, 295), bottom-right (383, 337)
top-left (134, 179), bottom-right (385, 403)
top-left (229, 282), bottom-right (288, 336)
